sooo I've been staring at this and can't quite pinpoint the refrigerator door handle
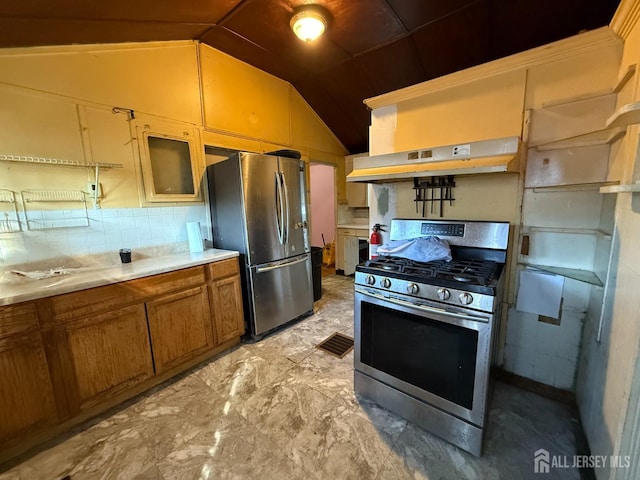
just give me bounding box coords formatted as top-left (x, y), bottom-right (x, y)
top-left (275, 172), bottom-right (284, 244)
top-left (256, 255), bottom-right (308, 273)
top-left (281, 171), bottom-right (290, 244)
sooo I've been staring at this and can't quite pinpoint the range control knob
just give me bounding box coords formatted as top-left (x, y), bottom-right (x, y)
top-left (459, 292), bottom-right (474, 305)
top-left (407, 283), bottom-right (419, 295)
top-left (381, 278), bottom-right (392, 289)
top-left (365, 275), bottom-right (376, 285)
top-left (437, 288), bottom-right (451, 301)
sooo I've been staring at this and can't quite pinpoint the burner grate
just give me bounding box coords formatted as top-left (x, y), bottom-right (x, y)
top-left (363, 256), bottom-right (499, 286)
top-left (316, 332), bottom-right (354, 358)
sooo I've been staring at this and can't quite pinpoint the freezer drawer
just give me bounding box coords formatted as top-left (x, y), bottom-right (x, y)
top-left (248, 254), bottom-right (313, 337)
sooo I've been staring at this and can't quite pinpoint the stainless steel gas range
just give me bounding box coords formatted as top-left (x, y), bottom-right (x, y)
top-left (353, 219), bottom-right (509, 456)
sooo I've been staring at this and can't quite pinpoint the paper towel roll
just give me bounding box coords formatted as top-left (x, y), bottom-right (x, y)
top-left (186, 222), bottom-right (204, 253)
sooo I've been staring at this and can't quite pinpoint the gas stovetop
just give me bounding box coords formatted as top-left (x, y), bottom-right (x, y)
top-left (357, 256), bottom-right (503, 296)
top-left (354, 219), bottom-right (510, 313)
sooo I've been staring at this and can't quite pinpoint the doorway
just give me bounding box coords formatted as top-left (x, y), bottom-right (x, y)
top-left (309, 162), bottom-right (336, 264)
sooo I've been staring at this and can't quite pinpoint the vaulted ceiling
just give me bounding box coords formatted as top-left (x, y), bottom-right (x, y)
top-left (0, 0), bottom-right (621, 153)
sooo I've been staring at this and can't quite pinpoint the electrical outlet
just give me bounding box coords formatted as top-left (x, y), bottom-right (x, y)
top-left (86, 182), bottom-right (102, 198)
top-left (452, 144), bottom-right (471, 157)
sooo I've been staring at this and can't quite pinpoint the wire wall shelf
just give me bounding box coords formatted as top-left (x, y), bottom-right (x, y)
top-left (1, 153), bottom-right (123, 209)
top-left (0, 189), bottom-right (22, 233)
top-left (0, 154), bottom-right (123, 169)
top-left (20, 190), bottom-right (89, 230)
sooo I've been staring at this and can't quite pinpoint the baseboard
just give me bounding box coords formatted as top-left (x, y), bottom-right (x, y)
top-left (491, 366), bottom-right (575, 406)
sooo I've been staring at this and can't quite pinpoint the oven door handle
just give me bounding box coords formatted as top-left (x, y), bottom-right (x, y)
top-left (356, 287), bottom-right (489, 323)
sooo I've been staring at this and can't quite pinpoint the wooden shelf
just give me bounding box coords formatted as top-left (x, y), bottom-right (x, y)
top-left (612, 63), bottom-right (636, 93)
top-left (525, 181), bottom-right (619, 193)
top-left (524, 226), bottom-right (612, 238)
top-left (520, 263), bottom-right (603, 287)
top-left (535, 127), bottom-right (625, 151)
top-left (606, 102), bottom-right (640, 129)
top-left (600, 182), bottom-right (640, 194)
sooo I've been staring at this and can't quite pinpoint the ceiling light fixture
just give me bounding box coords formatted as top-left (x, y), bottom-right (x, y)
top-left (290, 5), bottom-right (327, 42)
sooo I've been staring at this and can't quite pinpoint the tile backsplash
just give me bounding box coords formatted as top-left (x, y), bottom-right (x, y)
top-left (0, 206), bottom-right (209, 269)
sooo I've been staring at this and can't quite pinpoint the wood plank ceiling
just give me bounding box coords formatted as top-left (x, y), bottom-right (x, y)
top-left (0, 0), bottom-right (621, 153)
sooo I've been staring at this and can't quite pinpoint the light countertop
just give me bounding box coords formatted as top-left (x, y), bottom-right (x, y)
top-left (0, 248), bottom-right (239, 307)
top-left (337, 224), bottom-right (370, 230)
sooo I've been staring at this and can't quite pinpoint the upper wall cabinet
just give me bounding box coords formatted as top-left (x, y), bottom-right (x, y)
top-left (345, 154), bottom-right (369, 207)
top-left (199, 45), bottom-right (290, 147)
top-left (0, 85), bottom-right (85, 162)
top-left (393, 70), bottom-right (527, 151)
top-left (136, 120), bottom-right (204, 203)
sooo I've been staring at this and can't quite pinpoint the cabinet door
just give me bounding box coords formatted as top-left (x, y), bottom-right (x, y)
top-left (64, 304), bottom-right (154, 410)
top-left (345, 154), bottom-right (369, 207)
top-left (136, 120), bottom-right (203, 203)
top-left (147, 286), bottom-right (215, 374)
top-left (343, 236), bottom-right (360, 276)
top-left (0, 333), bottom-right (57, 446)
top-left (209, 276), bottom-right (245, 343)
top-left (346, 182), bottom-right (368, 207)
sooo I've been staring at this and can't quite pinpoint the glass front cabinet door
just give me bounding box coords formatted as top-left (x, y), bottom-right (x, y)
top-left (137, 121), bottom-right (203, 203)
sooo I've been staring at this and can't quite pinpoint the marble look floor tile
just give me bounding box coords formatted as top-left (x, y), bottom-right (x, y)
top-left (250, 328), bottom-right (318, 364)
top-left (287, 350), bottom-right (355, 399)
top-left (286, 394), bottom-right (407, 480)
top-left (134, 464), bottom-right (165, 479)
top-left (0, 413), bottom-right (124, 480)
top-left (155, 408), bottom-right (302, 480)
top-left (0, 274), bottom-right (585, 480)
top-left (194, 348), bottom-right (296, 401)
top-left (237, 373), bottom-right (334, 450)
top-left (287, 314), bottom-right (346, 342)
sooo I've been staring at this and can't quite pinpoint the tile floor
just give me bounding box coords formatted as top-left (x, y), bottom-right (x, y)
top-left (1, 275), bottom-right (581, 479)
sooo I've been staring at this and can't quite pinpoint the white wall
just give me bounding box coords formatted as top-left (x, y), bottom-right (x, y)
top-left (309, 163), bottom-right (336, 247)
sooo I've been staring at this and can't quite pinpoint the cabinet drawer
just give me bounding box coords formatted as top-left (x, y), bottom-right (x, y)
top-left (0, 302), bottom-right (38, 339)
top-left (206, 258), bottom-right (240, 281)
top-left (42, 266), bottom-right (205, 324)
top-left (339, 228), bottom-right (368, 237)
top-left (132, 266), bottom-right (206, 297)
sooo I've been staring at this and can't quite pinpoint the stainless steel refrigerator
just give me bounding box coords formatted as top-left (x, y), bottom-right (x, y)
top-left (207, 151), bottom-right (314, 339)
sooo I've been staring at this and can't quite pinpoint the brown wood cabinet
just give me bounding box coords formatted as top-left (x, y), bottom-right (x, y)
top-left (147, 285), bottom-right (214, 374)
top-left (0, 332), bottom-right (57, 446)
top-left (62, 304), bottom-right (155, 411)
top-left (207, 258), bottom-right (245, 343)
top-left (0, 256), bottom-right (244, 465)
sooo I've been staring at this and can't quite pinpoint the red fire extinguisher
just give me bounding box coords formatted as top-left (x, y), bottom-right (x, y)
top-left (370, 223), bottom-right (385, 259)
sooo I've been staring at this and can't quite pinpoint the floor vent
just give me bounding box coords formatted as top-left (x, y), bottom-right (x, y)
top-left (316, 332), bottom-right (354, 358)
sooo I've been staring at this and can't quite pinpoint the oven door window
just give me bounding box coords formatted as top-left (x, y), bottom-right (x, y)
top-left (360, 301), bottom-right (478, 410)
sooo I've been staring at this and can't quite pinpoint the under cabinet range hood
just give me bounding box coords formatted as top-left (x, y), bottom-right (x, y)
top-left (347, 136), bottom-right (521, 183)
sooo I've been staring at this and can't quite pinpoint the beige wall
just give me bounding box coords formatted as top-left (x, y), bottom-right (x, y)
top-left (0, 41), bottom-right (347, 211)
top-left (577, 3), bottom-right (640, 478)
top-left (0, 42), bottom-right (202, 124)
top-left (367, 30), bottom-right (621, 318)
